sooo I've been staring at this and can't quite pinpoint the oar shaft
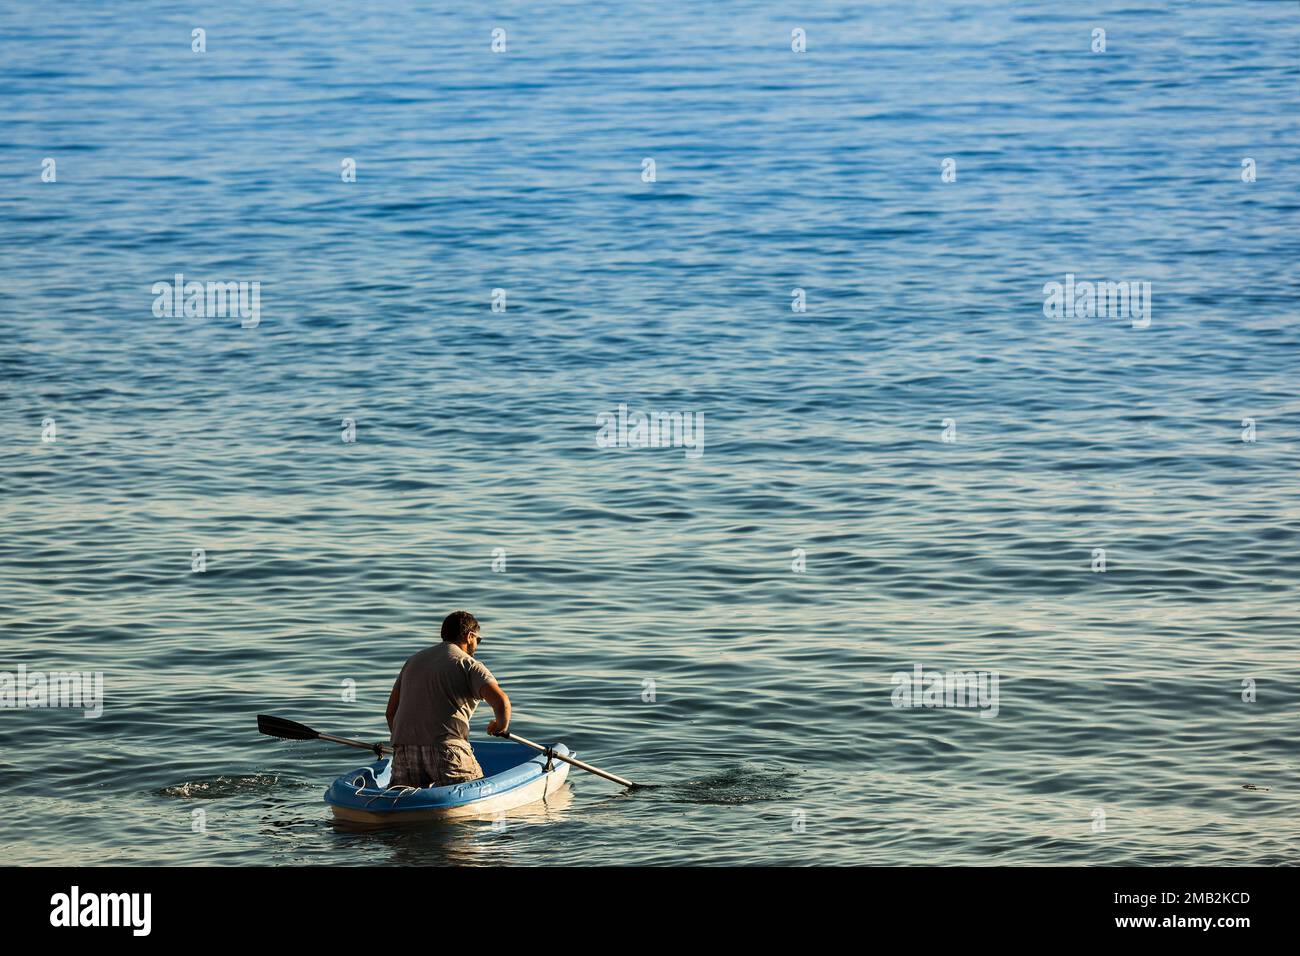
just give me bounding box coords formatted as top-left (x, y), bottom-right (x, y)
top-left (505, 732), bottom-right (635, 788)
top-left (318, 731), bottom-right (391, 755)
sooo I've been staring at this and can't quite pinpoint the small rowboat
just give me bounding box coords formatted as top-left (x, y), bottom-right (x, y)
top-left (323, 739), bottom-right (572, 824)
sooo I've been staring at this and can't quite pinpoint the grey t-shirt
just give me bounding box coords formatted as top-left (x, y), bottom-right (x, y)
top-left (390, 643), bottom-right (496, 745)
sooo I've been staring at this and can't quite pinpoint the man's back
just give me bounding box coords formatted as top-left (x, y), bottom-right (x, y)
top-left (390, 642), bottom-right (496, 746)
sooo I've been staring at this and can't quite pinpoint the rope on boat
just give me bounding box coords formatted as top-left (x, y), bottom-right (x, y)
top-left (351, 767), bottom-right (423, 807)
top-left (351, 758), bottom-right (453, 807)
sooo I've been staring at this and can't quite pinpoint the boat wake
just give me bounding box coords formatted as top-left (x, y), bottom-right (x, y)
top-left (157, 774), bottom-right (313, 799)
top-left (651, 765), bottom-right (793, 805)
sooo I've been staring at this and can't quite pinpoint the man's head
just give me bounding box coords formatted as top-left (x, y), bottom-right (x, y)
top-left (441, 610), bottom-right (481, 656)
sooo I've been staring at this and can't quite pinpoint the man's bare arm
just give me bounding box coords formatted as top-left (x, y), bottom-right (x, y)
top-left (480, 681), bottom-right (511, 737)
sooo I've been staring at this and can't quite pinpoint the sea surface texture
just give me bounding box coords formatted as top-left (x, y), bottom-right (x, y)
top-left (1, 1), bottom-right (1298, 865)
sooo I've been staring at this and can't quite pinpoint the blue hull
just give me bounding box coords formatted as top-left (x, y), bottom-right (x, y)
top-left (324, 739), bottom-right (572, 823)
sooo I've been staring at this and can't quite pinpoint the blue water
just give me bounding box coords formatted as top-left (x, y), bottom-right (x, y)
top-left (2, 1), bottom-right (1298, 865)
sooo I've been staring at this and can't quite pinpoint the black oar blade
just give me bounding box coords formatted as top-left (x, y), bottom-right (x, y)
top-left (257, 714), bottom-right (320, 742)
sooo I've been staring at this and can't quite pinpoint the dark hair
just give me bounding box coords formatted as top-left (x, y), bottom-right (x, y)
top-left (441, 610), bottom-right (480, 644)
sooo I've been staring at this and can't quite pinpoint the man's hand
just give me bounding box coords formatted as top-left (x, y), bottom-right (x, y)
top-left (487, 719), bottom-right (509, 738)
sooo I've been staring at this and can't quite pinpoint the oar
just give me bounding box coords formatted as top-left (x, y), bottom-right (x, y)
top-left (257, 714), bottom-right (391, 756)
top-left (257, 714), bottom-right (639, 789)
top-left (503, 731), bottom-right (638, 790)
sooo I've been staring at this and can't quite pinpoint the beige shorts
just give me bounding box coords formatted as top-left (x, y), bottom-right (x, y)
top-left (390, 742), bottom-right (484, 788)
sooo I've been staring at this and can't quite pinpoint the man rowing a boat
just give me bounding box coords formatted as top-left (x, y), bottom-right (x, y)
top-left (385, 610), bottom-right (512, 788)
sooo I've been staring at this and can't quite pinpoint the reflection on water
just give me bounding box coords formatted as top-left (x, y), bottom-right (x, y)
top-left (324, 785), bottom-right (578, 866)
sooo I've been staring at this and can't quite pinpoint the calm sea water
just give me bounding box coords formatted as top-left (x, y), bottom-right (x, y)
top-left (2, 1), bottom-right (1299, 866)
